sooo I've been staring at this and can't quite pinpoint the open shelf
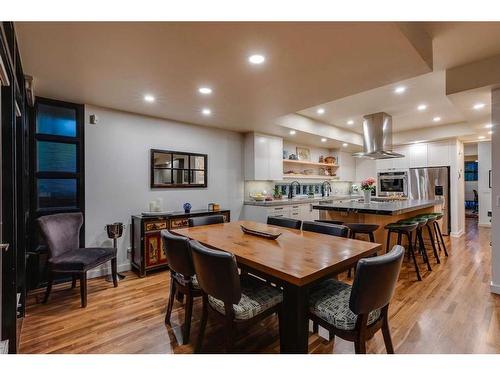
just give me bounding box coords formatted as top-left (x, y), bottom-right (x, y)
top-left (282, 174), bottom-right (340, 180)
top-left (283, 159), bottom-right (339, 168)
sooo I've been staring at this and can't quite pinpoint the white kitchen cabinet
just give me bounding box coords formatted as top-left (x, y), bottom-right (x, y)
top-left (242, 202), bottom-right (319, 223)
top-left (393, 145), bottom-right (409, 170)
top-left (408, 143), bottom-right (428, 168)
top-left (427, 140), bottom-right (451, 167)
top-left (376, 157), bottom-right (394, 171)
top-left (336, 151), bottom-right (356, 181)
top-left (244, 133), bottom-right (283, 180)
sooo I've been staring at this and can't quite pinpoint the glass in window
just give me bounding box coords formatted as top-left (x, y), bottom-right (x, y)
top-left (37, 141), bottom-right (76, 172)
top-left (37, 179), bottom-right (77, 209)
top-left (36, 103), bottom-right (77, 137)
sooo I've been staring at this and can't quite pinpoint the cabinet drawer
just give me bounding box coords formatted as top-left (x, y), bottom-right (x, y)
top-left (170, 218), bottom-right (189, 229)
top-left (144, 221), bottom-right (167, 232)
top-left (267, 206), bottom-right (290, 217)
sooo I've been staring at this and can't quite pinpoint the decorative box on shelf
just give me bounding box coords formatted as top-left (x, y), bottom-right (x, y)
top-left (131, 209), bottom-right (230, 277)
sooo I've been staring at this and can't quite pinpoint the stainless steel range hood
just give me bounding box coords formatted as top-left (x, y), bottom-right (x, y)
top-left (352, 112), bottom-right (404, 159)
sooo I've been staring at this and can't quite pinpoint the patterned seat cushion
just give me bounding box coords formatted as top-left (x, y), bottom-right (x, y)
top-left (172, 272), bottom-right (200, 289)
top-left (309, 279), bottom-right (381, 331)
top-left (208, 276), bottom-right (282, 320)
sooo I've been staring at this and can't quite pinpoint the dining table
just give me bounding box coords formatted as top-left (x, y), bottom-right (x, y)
top-left (172, 220), bottom-right (381, 353)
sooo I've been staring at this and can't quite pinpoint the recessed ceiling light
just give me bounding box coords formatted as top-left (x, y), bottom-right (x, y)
top-left (417, 104), bottom-right (427, 111)
top-left (485, 123), bottom-right (493, 128)
top-left (394, 86), bottom-right (406, 94)
top-left (316, 108), bottom-right (325, 115)
top-left (473, 103), bottom-right (485, 110)
top-left (289, 130), bottom-right (296, 135)
top-left (342, 143), bottom-right (348, 147)
top-left (248, 54), bottom-right (265, 64)
top-left (198, 87), bottom-right (212, 95)
top-left (478, 136), bottom-right (486, 139)
top-left (347, 120), bottom-right (354, 125)
top-left (201, 108), bottom-right (211, 116)
top-left (321, 138), bottom-right (327, 142)
top-left (144, 94), bottom-right (155, 102)
top-left (488, 130), bottom-right (493, 135)
top-left (433, 116), bottom-right (441, 122)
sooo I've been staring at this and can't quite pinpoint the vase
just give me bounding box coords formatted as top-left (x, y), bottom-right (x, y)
top-left (363, 190), bottom-right (371, 203)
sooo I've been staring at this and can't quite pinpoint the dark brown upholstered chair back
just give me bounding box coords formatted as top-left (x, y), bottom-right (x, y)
top-left (188, 215), bottom-right (225, 227)
top-left (189, 240), bottom-right (241, 304)
top-left (315, 219), bottom-right (345, 225)
top-left (302, 221), bottom-right (349, 237)
top-left (161, 230), bottom-right (195, 277)
top-left (37, 212), bottom-right (83, 259)
top-left (349, 245), bottom-right (404, 315)
top-left (267, 216), bottom-right (302, 229)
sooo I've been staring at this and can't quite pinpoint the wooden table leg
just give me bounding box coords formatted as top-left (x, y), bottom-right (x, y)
top-left (280, 283), bottom-right (309, 353)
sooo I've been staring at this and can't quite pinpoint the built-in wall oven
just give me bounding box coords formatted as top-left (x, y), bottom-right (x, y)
top-left (377, 171), bottom-right (408, 196)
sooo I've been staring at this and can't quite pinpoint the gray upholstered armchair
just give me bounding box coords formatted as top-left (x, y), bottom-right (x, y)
top-left (37, 212), bottom-right (118, 307)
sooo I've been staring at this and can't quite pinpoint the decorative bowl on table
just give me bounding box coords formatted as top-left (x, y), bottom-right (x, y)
top-left (240, 224), bottom-right (282, 240)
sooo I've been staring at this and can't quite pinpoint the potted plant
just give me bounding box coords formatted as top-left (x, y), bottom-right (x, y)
top-left (273, 185), bottom-right (282, 200)
top-left (361, 177), bottom-right (376, 203)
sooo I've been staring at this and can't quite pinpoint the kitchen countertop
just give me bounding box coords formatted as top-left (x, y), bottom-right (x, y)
top-left (244, 195), bottom-right (362, 206)
top-left (312, 199), bottom-right (442, 216)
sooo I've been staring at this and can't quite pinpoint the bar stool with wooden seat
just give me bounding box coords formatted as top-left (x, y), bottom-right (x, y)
top-left (416, 212), bottom-right (448, 257)
top-left (384, 221), bottom-right (421, 281)
top-left (397, 218), bottom-right (432, 271)
top-left (161, 230), bottom-right (203, 344)
top-left (344, 223), bottom-right (379, 278)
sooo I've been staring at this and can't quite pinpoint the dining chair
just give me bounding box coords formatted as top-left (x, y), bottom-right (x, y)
top-left (302, 221), bottom-right (349, 237)
top-left (309, 245), bottom-right (404, 354)
top-left (161, 230), bottom-right (203, 344)
top-left (188, 215), bottom-right (225, 227)
top-left (315, 219), bottom-right (345, 225)
top-left (189, 240), bottom-right (283, 353)
top-left (267, 216), bottom-right (302, 229)
top-left (37, 212), bottom-right (118, 308)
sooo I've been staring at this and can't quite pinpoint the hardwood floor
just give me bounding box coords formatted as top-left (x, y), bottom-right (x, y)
top-left (19, 218), bottom-right (500, 354)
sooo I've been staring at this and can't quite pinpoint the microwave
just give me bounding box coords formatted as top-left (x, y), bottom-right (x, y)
top-left (377, 171), bottom-right (408, 196)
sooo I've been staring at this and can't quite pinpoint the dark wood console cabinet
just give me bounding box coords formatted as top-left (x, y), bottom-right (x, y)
top-left (131, 209), bottom-right (230, 277)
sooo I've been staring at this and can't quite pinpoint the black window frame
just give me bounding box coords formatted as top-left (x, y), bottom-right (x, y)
top-left (150, 149), bottom-right (207, 188)
top-left (30, 97), bottom-right (85, 235)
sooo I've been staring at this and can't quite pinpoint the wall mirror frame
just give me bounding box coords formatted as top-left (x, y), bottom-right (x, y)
top-left (150, 149), bottom-right (208, 188)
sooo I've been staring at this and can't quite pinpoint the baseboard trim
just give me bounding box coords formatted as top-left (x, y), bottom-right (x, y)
top-left (490, 282), bottom-right (500, 295)
top-left (478, 223), bottom-right (492, 228)
top-left (450, 229), bottom-right (465, 238)
top-left (87, 262), bottom-right (131, 279)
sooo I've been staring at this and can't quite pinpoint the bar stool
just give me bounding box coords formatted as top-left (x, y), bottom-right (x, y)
top-left (423, 212), bottom-right (448, 257)
top-left (397, 218), bottom-right (432, 272)
top-left (384, 222), bottom-right (421, 281)
top-left (345, 223), bottom-right (379, 278)
top-left (414, 214), bottom-right (443, 262)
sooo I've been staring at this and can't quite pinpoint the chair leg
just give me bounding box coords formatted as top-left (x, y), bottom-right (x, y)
top-left (224, 318), bottom-right (234, 353)
top-left (183, 294), bottom-right (194, 344)
top-left (417, 230), bottom-right (432, 271)
top-left (434, 221), bottom-right (448, 256)
top-left (426, 224), bottom-right (440, 264)
top-left (165, 277), bottom-right (177, 325)
top-left (386, 231), bottom-right (392, 253)
top-left (195, 295), bottom-right (208, 353)
top-left (312, 320), bottom-right (319, 333)
top-left (354, 339), bottom-right (366, 354)
top-left (43, 270), bottom-right (54, 303)
top-left (381, 308), bottom-right (394, 354)
top-left (369, 232), bottom-right (375, 243)
top-left (80, 272), bottom-right (87, 308)
top-left (407, 233), bottom-right (421, 281)
top-left (328, 329), bottom-right (336, 344)
top-left (71, 274), bottom-right (77, 289)
top-left (111, 258), bottom-right (118, 287)
top-left (278, 307), bottom-right (284, 344)
top-left (176, 291), bottom-right (184, 303)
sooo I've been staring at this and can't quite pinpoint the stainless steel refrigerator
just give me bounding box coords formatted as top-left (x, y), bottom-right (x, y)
top-left (408, 166), bottom-right (450, 235)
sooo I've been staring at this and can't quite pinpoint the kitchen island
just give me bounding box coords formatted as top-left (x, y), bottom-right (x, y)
top-left (313, 199), bottom-right (444, 245)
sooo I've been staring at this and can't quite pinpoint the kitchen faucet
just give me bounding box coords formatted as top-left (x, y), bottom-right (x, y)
top-left (321, 181), bottom-right (332, 197)
top-left (288, 181), bottom-right (301, 199)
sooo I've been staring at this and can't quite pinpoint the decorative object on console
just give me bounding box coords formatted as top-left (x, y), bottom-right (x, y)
top-left (183, 202), bottom-right (192, 213)
top-left (104, 223), bottom-right (126, 281)
top-left (361, 177), bottom-right (376, 204)
top-left (296, 146), bottom-right (311, 161)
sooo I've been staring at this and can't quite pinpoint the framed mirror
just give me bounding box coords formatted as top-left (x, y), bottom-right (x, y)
top-left (151, 149), bottom-right (207, 188)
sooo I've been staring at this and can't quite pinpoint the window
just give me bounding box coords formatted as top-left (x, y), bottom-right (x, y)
top-left (464, 161), bottom-right (478, 181)
top-left (32, 98), bottom-right (84, 213)
top-left (150, 149), bottom-right (207, 188)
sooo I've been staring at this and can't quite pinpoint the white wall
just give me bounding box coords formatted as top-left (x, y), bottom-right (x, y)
top-left (84, 105), bottom-right (244, 276)
top-left (491, 88), bottom-right (500, 294)
top-left (478, 142), bottom-right (492, 226)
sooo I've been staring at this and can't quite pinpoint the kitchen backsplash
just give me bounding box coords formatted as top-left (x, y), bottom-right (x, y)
top-left (244, 180), bottom-right (352, 199)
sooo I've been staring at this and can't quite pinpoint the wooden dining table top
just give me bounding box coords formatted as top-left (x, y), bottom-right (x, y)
top-left (172, 220), bottom-right (381, 286)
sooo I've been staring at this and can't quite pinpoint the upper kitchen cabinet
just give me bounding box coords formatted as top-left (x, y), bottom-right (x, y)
top-left (244, 133), bottom-right (283, 180)
top-left (427, 140), bottom-right (451, 167)
top-left (408, 143), bottom-right (428, 168)
top-left (393, 145), bottom-right (410, 170)
top-left (335, 151), bottom-right (356, 181)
